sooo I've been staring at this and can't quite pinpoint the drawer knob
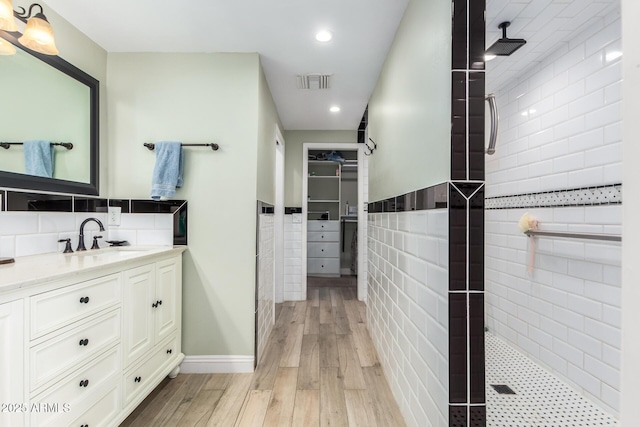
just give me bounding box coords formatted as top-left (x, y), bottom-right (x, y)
top-left (79, 379), bottom-right (89, 387)
top-left (79, 296), bottom-right (90, 304)
top-left (81, 424), bottom-right (89, 427)
top-left (158, 300), bottom-right (163, 306)
top-left (134, 376), bottom-right (142, 383)
top-left (321, 249), bottom-right (324, 252)
top-left (78, 338), bottom-right (89, 346)
top-left (167, 349), bottom-right (173, 354)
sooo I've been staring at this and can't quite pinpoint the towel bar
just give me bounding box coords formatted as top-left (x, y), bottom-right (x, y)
top-left (0, 142), bottom-right (73, 150)
top-left (525, 230), bottom-right (621, 242)
top-left (144, 142), bottom-right (219, 151)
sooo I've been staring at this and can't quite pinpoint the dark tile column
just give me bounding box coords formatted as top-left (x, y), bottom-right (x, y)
top-left (449, 0), bottom-right (486, 425)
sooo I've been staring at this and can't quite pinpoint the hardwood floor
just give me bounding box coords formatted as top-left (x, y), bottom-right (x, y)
top-left (121, 285), bottom-right (406, 426)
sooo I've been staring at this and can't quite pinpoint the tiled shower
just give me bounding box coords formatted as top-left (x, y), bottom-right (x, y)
top-left (484, 0), bottom-right (622, 424)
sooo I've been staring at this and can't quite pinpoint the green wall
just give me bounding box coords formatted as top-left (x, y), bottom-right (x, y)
top-left (367, 0), bottom-right (452, 201)
top-left (107, 53), bottom-right (272, 356)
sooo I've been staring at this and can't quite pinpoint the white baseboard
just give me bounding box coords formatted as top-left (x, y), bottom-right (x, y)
top-left (180, 355), bottom-right (255, 374)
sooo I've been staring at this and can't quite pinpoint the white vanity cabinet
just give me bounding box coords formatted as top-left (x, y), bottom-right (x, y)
top-left (122, 257), bottom-right (181, 408)
top-left (0, 300), bottom-right (25, 427)
top-left (0, 246), bottom-right (185, 427)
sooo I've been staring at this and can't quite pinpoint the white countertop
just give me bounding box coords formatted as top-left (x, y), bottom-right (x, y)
top-left (0, 246), bottom-right (186, 293)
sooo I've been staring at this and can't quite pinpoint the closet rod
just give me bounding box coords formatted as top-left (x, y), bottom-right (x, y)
top-left (143, 143), bottom-right (219, 151)
top-left (0, 142), bottom-right (73, 150)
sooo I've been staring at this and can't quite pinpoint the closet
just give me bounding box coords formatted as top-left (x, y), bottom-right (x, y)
top-left (306, 150), bottom-right (357, 278)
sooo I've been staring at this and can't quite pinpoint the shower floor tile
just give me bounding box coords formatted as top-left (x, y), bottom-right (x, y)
top-left (486, 332), bottom-right (619, 427)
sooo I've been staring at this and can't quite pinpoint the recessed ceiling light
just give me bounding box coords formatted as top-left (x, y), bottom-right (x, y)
top-left (330, 106), bottom-right (340, 113)
top-left (315, 30), bottom-right (332, 42)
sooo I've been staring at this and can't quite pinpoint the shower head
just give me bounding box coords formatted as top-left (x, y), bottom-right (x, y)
top-left (486, 22), bottom-right (526, 56)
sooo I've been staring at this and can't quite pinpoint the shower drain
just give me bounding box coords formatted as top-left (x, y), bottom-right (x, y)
top-left (491, 384), bottom-right (516, 395)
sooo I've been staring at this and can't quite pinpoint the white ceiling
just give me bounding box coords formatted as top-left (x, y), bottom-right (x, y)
top-left (43, 0), bottom-right (410, 131)
top-left (486, 0), bottom-right (619, 93)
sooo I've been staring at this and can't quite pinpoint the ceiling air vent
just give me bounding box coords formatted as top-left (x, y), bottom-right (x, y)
top-left (296, 74), bottom-right (331, 90)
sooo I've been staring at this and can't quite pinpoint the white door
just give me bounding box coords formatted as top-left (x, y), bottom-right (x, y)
top-left (123, 264), bottom-right (155, 366)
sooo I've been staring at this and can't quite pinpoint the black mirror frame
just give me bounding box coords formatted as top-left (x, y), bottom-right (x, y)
top-left (0, 29), bottom-right (99, 196)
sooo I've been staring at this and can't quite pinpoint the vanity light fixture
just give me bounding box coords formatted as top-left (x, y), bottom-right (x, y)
top-left (0, 2), bottom-right (59, 55)
top-left (0, 0), bottom-right (18, 31)
top-left (0, 37), bottom-right (15, 54)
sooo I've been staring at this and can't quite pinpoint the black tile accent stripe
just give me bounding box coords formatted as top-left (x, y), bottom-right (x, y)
top-left (367, 183), bottom-right (449, 213)
top-left (450, 406), bottom-right (468, 427)
top-left (469, 406), bottom-right (486, 427)
top-left (469, 0), bottom-right (486, 70)
top-left (6, 191), bottom-right (72, 212)
top-left (452, 0), bottom-right (468, 70)
top-left (449, 184), bottom-right (467, 292)
top-left (468, 72), bottom-right (486, 180)
top-left (486, 183), bottom-right (622, 209)
top-left (74, 197), bottom-right (108, 213)
top-left (108, 199), bottom-right (130, 213)
top-left (131, 199), bottom-right (186, 213)
top-left (449, 0), bottom-right (486, 423)
top-left (469, 187), bottom-right (484, 292)
top-left (469, 293), bottom-right (485, 403)
top-left (449, 294), bottom-right (468, 404)
top-left (451, 72), bottom-right (467, 181)
top-left (0, 190), bottom-right (5, 211)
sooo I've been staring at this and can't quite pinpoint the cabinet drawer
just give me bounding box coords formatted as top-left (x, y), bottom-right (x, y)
top-left (307, 242), bottom-right (340, 258)
top-left (123, 334), bottom-right (179, 405)
top-left (307, 258), bottom-right (340, 274)
top-left (308, 231), bottom-right (339, 242)
top-left (30, 347), bottom-right (120, 426)
top-left (308, 221), bottom-right (339, 232)
top-left (68, 381), bottom-right (120, 427)
top-left (31, 273), bottom-right (121, 339)
top-left (30, 310), bottom-right (121, 392)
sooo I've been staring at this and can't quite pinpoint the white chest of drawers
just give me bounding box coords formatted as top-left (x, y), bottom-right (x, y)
top-left (307, 220), bottom-right (340, 277)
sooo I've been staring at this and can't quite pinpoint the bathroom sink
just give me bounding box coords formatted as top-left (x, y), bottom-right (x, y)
top-left (71, 247), bottom-right (160, 257)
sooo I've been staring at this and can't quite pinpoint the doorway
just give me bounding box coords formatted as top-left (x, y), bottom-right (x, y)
top-left (301, 143), bottom-right (367, 301)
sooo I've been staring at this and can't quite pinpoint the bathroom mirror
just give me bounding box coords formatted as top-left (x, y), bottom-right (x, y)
top-left (0, 29), bottom-right (99, 195)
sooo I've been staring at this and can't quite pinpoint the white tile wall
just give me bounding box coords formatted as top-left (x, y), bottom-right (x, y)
top-left (283, 214), bottom-right (303, 301)
top-left (485, 5), bottom-right (622, 419)
top-left (0, 212), bottom-right (174, 258)
top-left (257, 214), bottom-right (274, 363)
top-left (485, 205), bottom-right (621, 417)
top-left (367, 210), bottom-right (448, 427)
top-left (486, 9), bottom-right (622, 198)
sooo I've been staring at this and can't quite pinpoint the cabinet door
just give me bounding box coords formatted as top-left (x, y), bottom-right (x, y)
top-left (123, 264), bottom-right (155, 367)
top-left (155, 258), bottom-right (180, 343)
top-left (0, 300), bottom-right (25, 427)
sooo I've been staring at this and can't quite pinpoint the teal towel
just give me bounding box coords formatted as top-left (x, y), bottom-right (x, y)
top-left (24, 140), bottom-right (54, 178)
top-left (151, 141), bottom-right (183, 200)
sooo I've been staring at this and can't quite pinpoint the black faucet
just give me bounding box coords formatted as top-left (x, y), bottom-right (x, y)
top-left (77, 218), bottom-right (105, 251)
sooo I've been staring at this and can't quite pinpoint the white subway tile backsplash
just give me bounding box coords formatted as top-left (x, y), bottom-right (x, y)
top-left (0, 213), bottom-right (38, 236)
top-left (15, 233), bottom-right (59, 257)
top-left (137, 229), bottom-right (173, 246)
top-left (38, 213), bottom-right (76, 233)
top-left (0, 236), bottom-right (15, 257)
